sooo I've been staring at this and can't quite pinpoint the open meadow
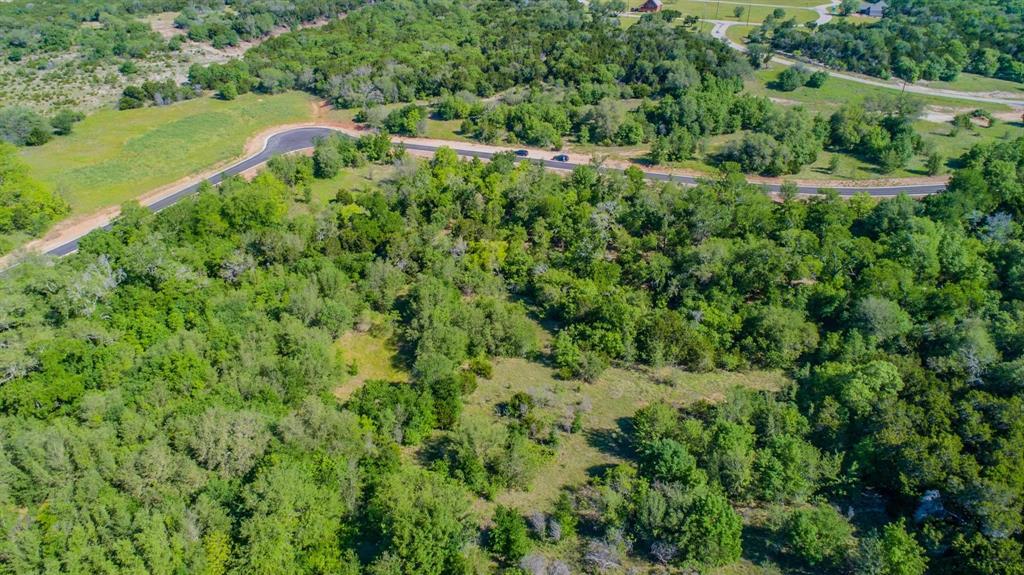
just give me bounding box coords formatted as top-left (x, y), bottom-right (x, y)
top-left (19, 91), bottom-right (317, 215)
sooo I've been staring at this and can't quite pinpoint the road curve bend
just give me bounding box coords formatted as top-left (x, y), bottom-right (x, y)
top-left (42, 126), bottom-right (946, 258)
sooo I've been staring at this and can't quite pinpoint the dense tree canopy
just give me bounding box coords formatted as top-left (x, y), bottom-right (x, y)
top-left (1, 129), bottom-right (1024, 572)
top-left (753, 0), bottom-right (1024, 82)
top-left (185, 0), bottom-right (846, 174)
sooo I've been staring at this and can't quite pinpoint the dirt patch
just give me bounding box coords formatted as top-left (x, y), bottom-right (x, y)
top-left (145, 12), bottom-right (184, 40)
top-left (923, 105), bottom-right (1022, 124)
top-left (769, 97), bottom-right (803, 106)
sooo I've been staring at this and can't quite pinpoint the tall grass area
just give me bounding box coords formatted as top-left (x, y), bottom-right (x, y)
top-left (20, 91), bottom-right (317, 216)
top-left (467, 357), bottom-right (788, 512)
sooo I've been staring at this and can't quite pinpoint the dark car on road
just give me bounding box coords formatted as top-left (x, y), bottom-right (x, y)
top-left (553, 154), bottom-right (569, 162)
top-left (514, 149), bottom-right (529, 157)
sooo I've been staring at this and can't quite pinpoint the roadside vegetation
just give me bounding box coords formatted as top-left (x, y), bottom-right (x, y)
top-left (0, 143), bottom-right (69, 254)
top-left (182, 0), bottom-right (1022, 181)
top-left (18, 91), bottom-right (315, 215)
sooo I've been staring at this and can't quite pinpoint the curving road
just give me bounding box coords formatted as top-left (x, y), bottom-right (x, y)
top-left (626, 1), bottom-right (1024, 107)
top-left (41, 126), bottom-right (945, 258)
top-left (709, 19), bottom-right (1024, 107)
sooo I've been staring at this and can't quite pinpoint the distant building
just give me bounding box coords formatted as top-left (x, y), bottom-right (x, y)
top-left (634, 0), bottom-right (663, 13)
top-left (860, 0), bottom-right (887, 17)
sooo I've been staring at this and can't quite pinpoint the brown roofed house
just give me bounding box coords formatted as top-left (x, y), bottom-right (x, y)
top-left (635, 0), bottom-right (663, 13)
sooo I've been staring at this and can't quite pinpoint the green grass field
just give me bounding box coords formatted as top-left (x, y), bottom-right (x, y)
top-left (726, 23), bottom-right (759, 45)
top-left (626, 0), bottom-right (819, 23)
top-left (749, 64), bottom-right (1013, 114)
top-left (20, 91), bottom-right (317, 216)
top-left (920, 72), bottom-right (1024, 95)
top-left (306, 163), bottom-right (401, 205)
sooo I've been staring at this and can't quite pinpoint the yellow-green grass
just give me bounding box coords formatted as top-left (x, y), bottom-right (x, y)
top-left (676, 0), bottom-right (819, 24)
top-left (467, 357), bottom-right (788, 513)
top-left (422, 118), bottom-right (471, 142)
top-left (333, 330), bottom-right (409, 401)
top-left (627, 0), bottom-right (824, 10)
top-left (20, 91), bottom-right (317, 216)
top-left (920, 72), bottom-right (1024, 95)
top-left (749, 63), bottom-right (1014, 114)
top-left (726, 23), bottom-right (759, 46)
top-left (695, 20), bottom-right (716, 33)
top-left (697, 0), bottom-right (827, 7)
top-left (306, 163), bottom-right (401, 205)
top-left (460, 355), bottom-right (827, 575)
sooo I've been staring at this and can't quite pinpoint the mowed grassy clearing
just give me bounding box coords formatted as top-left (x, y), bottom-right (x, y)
top-left (625, 0), bottom-right (819, 23)
top-left (726, 23), bottom-right (759, 46)
top-left (333, 330), bottom-right (409, 401)
top-left (306, 163), bottom-right (402, 205)
top-left (920, 72), bottom-right (1024, 95)
top-left (20, 91), bottom-right (317, 216)
top-left (749, 63), bottom-right (1014, 114)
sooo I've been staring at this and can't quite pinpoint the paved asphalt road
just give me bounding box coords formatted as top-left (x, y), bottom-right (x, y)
top-left (45, 126), bottom-right (947, 257)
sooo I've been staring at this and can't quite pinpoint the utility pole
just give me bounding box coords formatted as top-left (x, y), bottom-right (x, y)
top-left (716, 0), bottom-right (720, 19)
top-left (746, 3), bottom-right (751, 25)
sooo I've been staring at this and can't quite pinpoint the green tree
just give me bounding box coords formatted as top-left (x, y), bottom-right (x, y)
top-left (780, 504), bottom-right (855, 567)
top-left (50, 109), bottom-right (84, 135)
top-left (368, 468), bottom-right (472, 575)
top-left (218, 82), bottom-right (238, 100)
top-left (0, 142), bottom-right (70, 240)
top-left (776, 67), bottom-right (811, 91)
top-left (0, 107), bottom-right (51, 146)
top-left (854, 520), bottom-right (927, 575)
top-left (740, 306), bottom-right (819, 368)
top-left (672, 487), bottom-right (743, 566)
top-left (926, 152), bottom-right (944, 176)
top-left (489, 506), bottom-right (530, 563)
top-left (384, 105), bottom-right (425, 136)
top-left (313, 139), bottom-right (343, 179)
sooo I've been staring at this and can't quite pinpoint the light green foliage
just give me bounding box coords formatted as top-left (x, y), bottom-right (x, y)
top-left (757, 0), bottom-right (1024, 83)
top-left (740, 306), bottom-right (819, 368)
top-left (368, 467), bottom-right (473, 575)
top-left (4, 92), bottom-right (1024, 574)
top-left (855, 520), bottom-right (928, 575)
top-left (50, 109), bottom-right (84, 136)
top-left (383, 105), bottom-right (426, 136)
top-left (0, 142), bottom-right (69, 249)
top-left (778, 504), bottom-right (856, 567)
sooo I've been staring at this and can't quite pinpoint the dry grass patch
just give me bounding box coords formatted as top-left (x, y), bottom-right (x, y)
top-left (332, 331), bottom-right (408, 401)
top-left (466, 357), bottom-right (789, 513)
